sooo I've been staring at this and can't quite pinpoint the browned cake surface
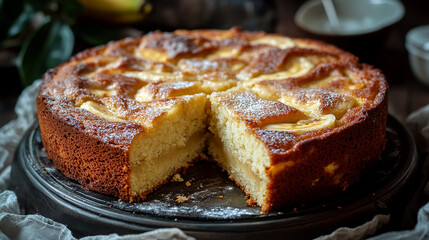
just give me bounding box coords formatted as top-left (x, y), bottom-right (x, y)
top-left (37, 28), bottom-right (388, 211)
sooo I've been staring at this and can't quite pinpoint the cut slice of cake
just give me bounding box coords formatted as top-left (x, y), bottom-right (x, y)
top-left (208, 88), bottom-right (386, 210)
top-left (127, 94), bottom-right (208, 200)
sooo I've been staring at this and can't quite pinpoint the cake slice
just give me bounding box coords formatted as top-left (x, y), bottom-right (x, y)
top-left (126, 94), bottom-right (208, 200)
top-left (208, 89), bottom-right (386, 210)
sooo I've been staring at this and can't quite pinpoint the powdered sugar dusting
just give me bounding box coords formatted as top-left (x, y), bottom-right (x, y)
top-left (218, 91), bottom-right (300, 124)
top-left (179, 59), bottom-right (224, 73)
top-left (142, 33), bottom-right (199, 59)
top-left (294, 88), bottom-right (349, 108)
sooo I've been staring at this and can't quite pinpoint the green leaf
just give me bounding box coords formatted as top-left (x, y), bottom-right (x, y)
top-left (18, 20), bottom-right (74, 86)
top-left (7, 3), bottom-right (35, 37)
top-left (73, 21), bottom-right (126, 46)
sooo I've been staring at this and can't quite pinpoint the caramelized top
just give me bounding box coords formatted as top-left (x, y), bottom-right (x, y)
top-left (38, 28), bottom-right (387, 148)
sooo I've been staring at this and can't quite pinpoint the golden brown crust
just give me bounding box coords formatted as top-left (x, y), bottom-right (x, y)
top-left (37, 95), bottom-right (134, 198)
top-left (37, 28), bottom-right (388, 210)
top-left (264, 97), bottom-right (387, 210)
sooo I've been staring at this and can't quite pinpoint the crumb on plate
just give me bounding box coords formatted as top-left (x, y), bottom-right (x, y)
top-left (176, 195), bottom-right (190, 203)
top-left (171, 173), bottom-right (184, 182)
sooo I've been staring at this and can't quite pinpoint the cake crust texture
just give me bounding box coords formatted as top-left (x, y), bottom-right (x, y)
top-left (37, 28), bottom-right (388, 211)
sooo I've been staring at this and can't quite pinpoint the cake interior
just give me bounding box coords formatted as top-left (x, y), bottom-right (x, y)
top-left (208, 95), bottom-right (271, 207)
top-left (127, 94), bottom-right (208, 199)
top-left (119, 90), bottom-right (273, 207)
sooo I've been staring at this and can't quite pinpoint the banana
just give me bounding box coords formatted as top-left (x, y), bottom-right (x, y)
top-left (80, 101), bottom-right (126, 122)
top-left (78, 0), bottom-right (152, 23)
top-left (263, 114), bottom-right (336, 133)
top-left (79, 0), bottom-right (143, 13)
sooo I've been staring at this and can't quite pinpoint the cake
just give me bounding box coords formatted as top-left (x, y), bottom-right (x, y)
top-left (36, 28), bottom-right (388, 211)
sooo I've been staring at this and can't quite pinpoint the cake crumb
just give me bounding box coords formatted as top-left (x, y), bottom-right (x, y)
top-left (246, 198), bottom-right (257, 206)
top-left (185, 181), bottom-right (191, 186)
top-left (117, 199), bottom-right (122, 202)
top-left (176, 195), bottom-right (190, 203)
top-left (171, 174), bottom-right (184, 182)
top-left (200, 183), bottom-right (203, 188)
top-left (218, 195), bottom-right (224, 199)
top-left (161, 193), bottom-right (165, 197)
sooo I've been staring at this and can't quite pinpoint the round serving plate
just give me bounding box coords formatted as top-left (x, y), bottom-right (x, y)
top-left (9, 115), bottom-right (417, 239)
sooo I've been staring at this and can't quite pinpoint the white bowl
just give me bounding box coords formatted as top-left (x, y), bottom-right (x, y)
top-left (406, 25), bottom-right (429, 85)
top-left (294, 0), bottom-right (404, 36)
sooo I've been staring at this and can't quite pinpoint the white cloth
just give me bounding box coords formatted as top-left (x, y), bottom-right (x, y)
top-left (0, 80), bottom-right (428, 240)
top-left (0, 191), bottom-right (191, 240)
top-left (0, 80), bottom-right (39, 192)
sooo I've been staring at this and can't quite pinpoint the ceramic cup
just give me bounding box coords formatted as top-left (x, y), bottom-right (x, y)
top-left (294, 0), bottom-right (404, 37)
top-left (406, 25), bottom-right (429, 85)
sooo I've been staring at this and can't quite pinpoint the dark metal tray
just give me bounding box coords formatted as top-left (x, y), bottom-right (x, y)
top-left (9, 115), bottom-right (417, 239)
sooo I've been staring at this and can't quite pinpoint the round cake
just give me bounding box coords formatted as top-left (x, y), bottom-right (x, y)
top-left (37, 28), bottom-right (388, 211)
